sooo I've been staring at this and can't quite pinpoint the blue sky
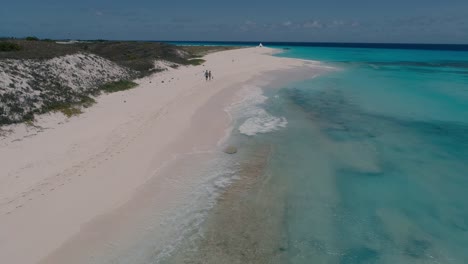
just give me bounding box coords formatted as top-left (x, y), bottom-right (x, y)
top-left (1, 0), bottom-right (468, 43)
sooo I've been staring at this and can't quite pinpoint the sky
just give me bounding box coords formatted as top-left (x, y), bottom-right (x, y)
top-left (1, 0), bottom-right (468, 43)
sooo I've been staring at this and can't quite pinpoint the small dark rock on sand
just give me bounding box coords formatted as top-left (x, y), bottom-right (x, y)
top-left (224, 146), bottom-right (237, 154)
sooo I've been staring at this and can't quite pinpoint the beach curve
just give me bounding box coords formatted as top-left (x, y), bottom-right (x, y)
top-left (0, 47), bottom-right (325, 264)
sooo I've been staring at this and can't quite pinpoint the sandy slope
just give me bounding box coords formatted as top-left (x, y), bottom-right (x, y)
top-left (0, 47), bottom-right (320, 263)
top-left (0, 53), bottom-right (133, 123)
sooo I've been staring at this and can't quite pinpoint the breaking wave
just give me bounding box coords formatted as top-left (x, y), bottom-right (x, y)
top-left (227, 85), bottom-right (288, 136)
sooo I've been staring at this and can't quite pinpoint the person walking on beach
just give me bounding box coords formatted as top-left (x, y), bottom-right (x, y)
top-left (208, 70), bottom-right (212, 80)
top-left (205, 70), bottom-right (209, 81)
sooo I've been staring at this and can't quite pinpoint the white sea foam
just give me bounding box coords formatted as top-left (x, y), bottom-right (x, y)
top-left (116, 154), bottom-right (242, 264)
top-left (239, 112), bottom-right (288, 136)
top-left (226, 84), bottom-right (268, 117)
top-left (227, 85), bottom-right (288, 136)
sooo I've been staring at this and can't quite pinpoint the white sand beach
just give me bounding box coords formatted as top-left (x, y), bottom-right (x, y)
top-left (0, 47), bottom-right (322, 264)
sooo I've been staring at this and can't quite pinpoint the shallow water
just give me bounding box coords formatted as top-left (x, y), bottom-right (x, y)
top-left (162, 46), bottom-right (468, 263)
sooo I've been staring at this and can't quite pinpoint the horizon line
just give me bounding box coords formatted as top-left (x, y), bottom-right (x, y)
top-left (2, 37), bottom-right (468, 46)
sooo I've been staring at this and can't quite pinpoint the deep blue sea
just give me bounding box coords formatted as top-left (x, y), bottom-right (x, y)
top-left (163, 43), bottom-right (468, 263)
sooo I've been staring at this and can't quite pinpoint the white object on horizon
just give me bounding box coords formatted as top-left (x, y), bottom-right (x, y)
top-left (258, 43), bottom-right (263, 47)
top-left (56, 40), bottom-right (89, 45)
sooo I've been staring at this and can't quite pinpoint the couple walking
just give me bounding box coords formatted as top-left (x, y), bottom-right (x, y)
top-left (204, 70), bottom-right (213, 81)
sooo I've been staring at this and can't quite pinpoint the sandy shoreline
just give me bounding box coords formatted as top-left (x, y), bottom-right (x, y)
top-left (0, 47), bottom-right (323, 263)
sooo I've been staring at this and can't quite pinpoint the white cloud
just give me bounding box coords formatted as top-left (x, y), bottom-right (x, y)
top-left (302, 20), bottom-right (322, 29)
top-left (331, 20), bottom-right (345, 26)
top-left (245, 20), bottom-right (256, 26)
top-left (239, 20), bottom-right (259, 32)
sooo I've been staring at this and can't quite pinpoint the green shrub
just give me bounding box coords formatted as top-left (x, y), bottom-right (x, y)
top-left (80, 96), bottom-right (96, 108)
top-left (42, 102), bottom-right (80, 117)
top-left (39, 95), bottom-right (96, 119)
top-left (100, 80), bottom-right (138, 93)
top-left (59, 106), bottom-right (82, 117)
top-left (25, 36), bottom-right (39, 41)
top-left (0, 42), bottom-right (22, 51)
top-left (188, 58), bottom-right (205, 66)
top-left (23, 112), bottom-right (35, 122)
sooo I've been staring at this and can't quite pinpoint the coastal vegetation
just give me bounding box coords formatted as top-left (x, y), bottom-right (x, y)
top-left (0, 42), bottom-right (21, 51)
top-left (42, 95), bottom-right (97, 118)
top-left (187, 58), bottom-right (206, 66)
top-left (0, 39), bottom-right (234, 76)
top-left (100, 80), bottom-right (138, 93)
top-left (25, 36), bottom-right (39, 41)
top-left (0, 39), bottom-right (236, 125)
top-left (180, 45), bottom-right (233, 57)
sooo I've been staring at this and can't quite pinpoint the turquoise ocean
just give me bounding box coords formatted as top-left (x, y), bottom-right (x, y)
top-left (162, 43), bottom-right (468, 263)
